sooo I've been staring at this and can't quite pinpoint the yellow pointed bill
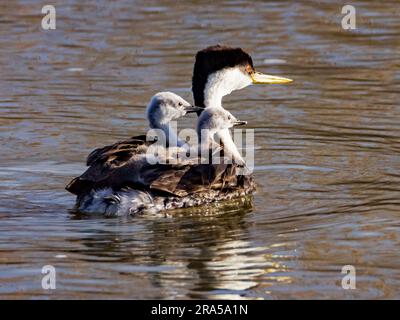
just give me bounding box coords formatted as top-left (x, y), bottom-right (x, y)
top-left (251, 72), bottom-right (293, 84)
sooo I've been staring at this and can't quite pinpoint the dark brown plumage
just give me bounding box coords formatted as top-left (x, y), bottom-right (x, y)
top-left (66, 135), bottom-right (151, 196)
top-left (66, 135), bottom-right (255, 200)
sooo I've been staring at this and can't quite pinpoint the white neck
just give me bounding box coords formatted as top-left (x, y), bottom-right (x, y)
top-left (197, 128), bottom-right (220, 164)
top-left (217, 128), bottom-right (245, 165)
top-left (197, 128), bottom-right (217, 146)
top-left (151, 122), bottom-right (185, 148)
top-left (202, 68), bottom-right (249, 165)
top-left (197, 127), bottom-right (244, 165)
top-left (203, 68), bottom-right (252, 109)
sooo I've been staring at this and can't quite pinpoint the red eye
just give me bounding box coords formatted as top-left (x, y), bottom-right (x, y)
top-left (245, 64), bottom-right (254, 74)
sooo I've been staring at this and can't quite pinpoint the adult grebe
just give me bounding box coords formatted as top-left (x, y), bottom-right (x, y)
top-left (192, 45), bottom-right (292, 164)
top-left (66, 46), bottom-right (293, 216)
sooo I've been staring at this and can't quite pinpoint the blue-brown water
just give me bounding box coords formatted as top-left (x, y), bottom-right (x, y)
top-left (1, 0), bottom-right (399, 299)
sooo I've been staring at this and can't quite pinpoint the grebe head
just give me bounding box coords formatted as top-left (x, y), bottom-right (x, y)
top-left (192, 45), bottom-right (293, 109)
top-left (197, 107), bottom-right (246, 137)
top-left (146, 92), bottom-right (202, 128)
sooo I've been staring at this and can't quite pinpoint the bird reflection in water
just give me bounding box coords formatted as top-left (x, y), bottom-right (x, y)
top-left (68, 196), bottom-right (291, 299)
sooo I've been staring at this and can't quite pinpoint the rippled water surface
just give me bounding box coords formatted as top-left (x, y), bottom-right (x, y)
top-left (1, 0), bottom-right (400, 299)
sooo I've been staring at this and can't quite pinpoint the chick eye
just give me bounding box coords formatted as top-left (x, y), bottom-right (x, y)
top-left (178, 102), bottom-right (183, 106)
top-left (228, 115), bottom-right (232, 120)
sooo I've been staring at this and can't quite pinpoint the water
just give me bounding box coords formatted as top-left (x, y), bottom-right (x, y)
top-left (1, 0), bottom-right (400, 299)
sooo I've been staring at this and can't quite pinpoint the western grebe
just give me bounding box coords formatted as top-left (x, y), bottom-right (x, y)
top-left (192, 45), bottom-right (292, 164)
top-left (66, 45), bottom-right (293, 216)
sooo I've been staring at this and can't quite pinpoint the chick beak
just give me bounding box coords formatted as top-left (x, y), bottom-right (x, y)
top-left (233, 120), bottom-right (247, 127)
top-left (185, 105), bottom-right (204, 113)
